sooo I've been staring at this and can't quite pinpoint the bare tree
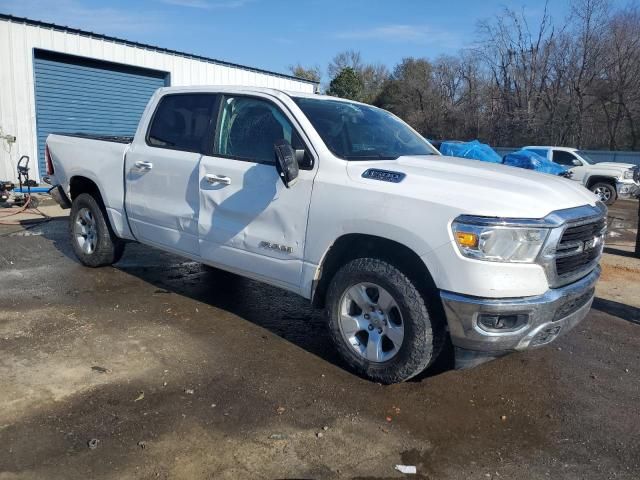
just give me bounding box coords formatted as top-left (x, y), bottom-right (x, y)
top-left (314, 0), bottom-right (640, 150)
top-left (289, 63), bottom-right (322, 84)
top-left (567, 0), bottom-right (610, 147)
top-left (327, 50), bottom-right (363, 79)
top-left (595, 6), bottom-right (640, 149)
top-left (475, 2), bottom-right (557, 144)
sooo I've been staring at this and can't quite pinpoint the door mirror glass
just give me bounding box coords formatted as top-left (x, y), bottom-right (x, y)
top-left (274, 140), bottom-right (299, 188)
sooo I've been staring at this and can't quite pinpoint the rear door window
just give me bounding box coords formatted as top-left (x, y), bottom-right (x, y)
top-left (147, 94), bottom-right (218, 153)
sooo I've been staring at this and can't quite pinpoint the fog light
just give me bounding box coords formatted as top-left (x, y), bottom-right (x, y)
top-left (477, 313), bottom-right (528, 332)
top-left (530, 325), bottom-right (562, 346)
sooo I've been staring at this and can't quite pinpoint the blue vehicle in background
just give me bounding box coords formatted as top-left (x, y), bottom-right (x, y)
top-left (502, 149), bottom-right (569, 176)
top-left (437, 140), bottom-right (503, 164)
top-left (431, 140), bottom-right (570, 177)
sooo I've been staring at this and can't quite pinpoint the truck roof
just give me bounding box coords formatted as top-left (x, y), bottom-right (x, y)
top-left (155, 85), bottom-right (368, 106)
top-left (524, 146), bottom-right (579, 152)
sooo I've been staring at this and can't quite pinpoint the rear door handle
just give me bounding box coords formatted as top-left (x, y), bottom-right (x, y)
top-left (205, 174), bottom-right (231, 185)
top-left (134, 160), bottom-right (153, 171)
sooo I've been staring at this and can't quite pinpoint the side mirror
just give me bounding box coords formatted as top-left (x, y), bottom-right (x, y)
top-left (274, 140), bottom-right (299, 188)
top-left (572, 159), bottom-right (582, 167)
top-left (295, 148), bottom-right (314, 169)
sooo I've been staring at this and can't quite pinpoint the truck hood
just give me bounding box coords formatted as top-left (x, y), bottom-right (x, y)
top-left (587, 162), bottom-right (636, 170)
top-left (347, 155), bottom-right (597, 219)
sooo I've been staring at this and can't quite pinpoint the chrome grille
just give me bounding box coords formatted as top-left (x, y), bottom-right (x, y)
top-left (554, 217), bottom-right (605, 279)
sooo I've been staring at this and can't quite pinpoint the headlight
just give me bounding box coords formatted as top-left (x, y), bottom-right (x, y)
top-left (624, 169), bottom-right (634, 179)
top-left (452, 220), bottom-right (549, 263)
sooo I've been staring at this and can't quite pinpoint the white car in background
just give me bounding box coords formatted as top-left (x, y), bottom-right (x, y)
top-left (523, 146), bottom-right (639, 205)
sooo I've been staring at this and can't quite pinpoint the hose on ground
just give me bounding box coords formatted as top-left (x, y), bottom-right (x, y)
top-left (0, 194), bottom-right (50, 225)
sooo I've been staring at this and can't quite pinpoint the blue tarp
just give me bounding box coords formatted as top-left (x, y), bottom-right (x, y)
top-left (502, 149), bottom-right (568, 175)
top-left (439, 140), bottom-right (502, 164)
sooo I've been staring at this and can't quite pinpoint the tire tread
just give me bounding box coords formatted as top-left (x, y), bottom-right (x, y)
top-left (70, 193), bottom-right (124, 267)
top-left (326, 257), bottom-right (443, 383)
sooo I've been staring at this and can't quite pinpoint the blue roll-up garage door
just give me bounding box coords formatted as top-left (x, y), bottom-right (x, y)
top-left (33, 50), bottom-right (169, 177)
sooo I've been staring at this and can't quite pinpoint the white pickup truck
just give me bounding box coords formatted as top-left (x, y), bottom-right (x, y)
top-left (523, 146), bottom-right (639, 205)
top-left (46, 86), bottom-right (606, 383)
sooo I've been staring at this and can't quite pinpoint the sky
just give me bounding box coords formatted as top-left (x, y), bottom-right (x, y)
top-left (0, 0), bottom-right (628, 81)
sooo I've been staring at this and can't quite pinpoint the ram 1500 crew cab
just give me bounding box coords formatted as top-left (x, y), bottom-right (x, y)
top-left (46, 86), bottom-right (606, 383)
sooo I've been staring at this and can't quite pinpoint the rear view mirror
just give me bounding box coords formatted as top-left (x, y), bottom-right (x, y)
top-left (274, 140), bottom-right (299, 188)
top-left (572, 159), bottom-right (582, 167)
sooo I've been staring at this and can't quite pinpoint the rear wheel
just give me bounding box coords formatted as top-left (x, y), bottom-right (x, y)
top-left (326, 257), bottom-right (443, 383)
top-left (590, 182), bottom-right (617, 205)
top-left (70, 193), bottom-right (124, 267)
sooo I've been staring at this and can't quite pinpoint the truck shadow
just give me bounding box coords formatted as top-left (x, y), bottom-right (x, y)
top-left (32, 220), bottom-right (454, 381)
top-left (603, 247), bottom-right (637, 258)
top-left (112, 244), bottom-right (455, 381)
top-left (592, 297), bottom-right (640, 325)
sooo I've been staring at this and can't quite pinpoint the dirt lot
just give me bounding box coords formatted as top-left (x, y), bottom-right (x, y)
top-left (0, 199), bottom-right (639, 480)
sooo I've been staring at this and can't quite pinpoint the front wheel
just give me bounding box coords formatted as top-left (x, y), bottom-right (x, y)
top-left (326, 257), bottom-right (443, 383)
top-left (70, 193), bottom-right (124, 267)
top-left (590, 182), bottom-right (617, 205)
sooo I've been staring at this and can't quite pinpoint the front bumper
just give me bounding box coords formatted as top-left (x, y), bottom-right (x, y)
top-left (441, 266), bottom-right (600, 355)
top-left (617, 180), bottom-right (640, 199)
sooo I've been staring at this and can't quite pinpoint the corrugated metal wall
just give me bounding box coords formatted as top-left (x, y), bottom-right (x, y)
top-left (33, 51), bottom-right (168, 176)
top-left (0, 17), bottom-right (316, 182)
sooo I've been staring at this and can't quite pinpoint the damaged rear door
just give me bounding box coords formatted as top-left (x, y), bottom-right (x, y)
top-left (125, 93), bottom-right (218, 255)
top-left (198, 94), bottom-right (316, 291)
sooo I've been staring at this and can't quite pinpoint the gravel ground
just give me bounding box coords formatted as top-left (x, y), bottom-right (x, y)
top-left (0, 200), bottom-right (638, 480)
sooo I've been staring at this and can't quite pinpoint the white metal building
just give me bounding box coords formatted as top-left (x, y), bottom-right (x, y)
top-left (0, 14), bottom-right (317, 182)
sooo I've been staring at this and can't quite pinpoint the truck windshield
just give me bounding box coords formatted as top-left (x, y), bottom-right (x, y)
top-left (576, 151), bottom-right (594, 164)
top-left (293, 97), bottom-right (435, 160)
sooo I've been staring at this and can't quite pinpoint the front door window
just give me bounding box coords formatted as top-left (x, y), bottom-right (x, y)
top-left (216, 96), bottom-right (293, 164)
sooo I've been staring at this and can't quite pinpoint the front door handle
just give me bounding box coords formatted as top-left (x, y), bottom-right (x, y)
top-left (134, 160), bottom-right (153, 172)
top-left (205, 174), bottom-right (231, 185)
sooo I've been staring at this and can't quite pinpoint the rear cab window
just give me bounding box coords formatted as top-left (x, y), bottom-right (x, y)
top-left (147, 94), bottom-right (218, 154)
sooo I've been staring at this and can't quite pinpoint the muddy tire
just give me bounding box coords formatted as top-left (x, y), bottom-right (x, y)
top-left (326, 257), bottom-right (443, 384)
top-left (590, 182), bottom-right (617, 205)
top-left (70, 193), bottom-right (124, 267)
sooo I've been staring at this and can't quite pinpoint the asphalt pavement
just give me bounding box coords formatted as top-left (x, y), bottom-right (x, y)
top-left (0, 200), bottom-right (638, 479)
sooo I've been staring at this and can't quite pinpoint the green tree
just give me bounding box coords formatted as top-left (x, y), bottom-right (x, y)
top-left (328, 50), bottom-right (389, 103)
top-left (326, 67), bottom-right (364, 101)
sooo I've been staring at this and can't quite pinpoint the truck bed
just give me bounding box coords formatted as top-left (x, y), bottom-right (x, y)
top-left (47, 132), bottom-right (132, 239)
top-left (52, 132), bottom-right (134, 144)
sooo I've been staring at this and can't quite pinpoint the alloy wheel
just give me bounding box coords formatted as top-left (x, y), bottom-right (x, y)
top-left (338, 282), bottom-right (405, 363)
top-left (74, 207), bottom-right (97, 254)
top-left (593, 186), bottom-right (611, 202)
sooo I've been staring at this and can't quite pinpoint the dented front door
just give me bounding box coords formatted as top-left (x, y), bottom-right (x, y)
top-left (197, 94), bottom-right (315, 291)
top-left (198, 156), bottom-right (314, 290)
